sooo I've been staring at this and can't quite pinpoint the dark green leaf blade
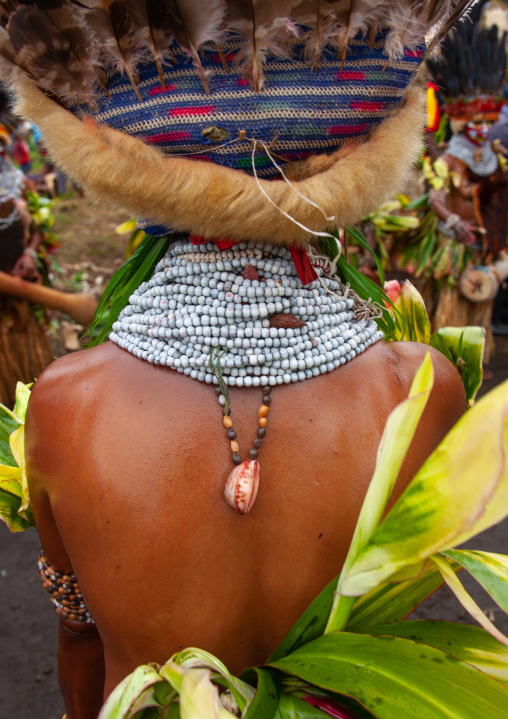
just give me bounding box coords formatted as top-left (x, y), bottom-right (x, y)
top-left (245, 667), bottom-right (281, 719)
top-left (369, 620), bottom-right (508, 687)
top-left (268, 576), bottom-right (337, 663)
top-left (89, 234), bottom-right (171, 347)
top-left (344, 226), bottom-right (385, 286)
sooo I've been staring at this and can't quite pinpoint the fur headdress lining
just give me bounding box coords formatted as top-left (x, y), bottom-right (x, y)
top-left (14, 80), bottom-right (424, 247)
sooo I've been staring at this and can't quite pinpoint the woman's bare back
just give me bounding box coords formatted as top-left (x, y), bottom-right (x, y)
top-left (26, 340), bottom-right (465, 699)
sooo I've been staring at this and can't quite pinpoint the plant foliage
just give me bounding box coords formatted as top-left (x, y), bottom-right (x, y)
top-left (98, 354), bottom-right (508, 719)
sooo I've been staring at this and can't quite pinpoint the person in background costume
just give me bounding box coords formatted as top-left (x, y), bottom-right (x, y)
top-left (0, 2), bottom-right (471, 717)
top-left (426, 19), bottom-right (508, 360)
top-left (0, 124), bottom-right (52, 405)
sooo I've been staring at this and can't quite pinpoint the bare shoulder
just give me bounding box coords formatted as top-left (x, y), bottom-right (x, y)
top-left (388, 340), bottom-right (466, 402)
top-left (27, 341), bottom-right (137, 425)
top-left (348, 340), bottom-right (466, 431)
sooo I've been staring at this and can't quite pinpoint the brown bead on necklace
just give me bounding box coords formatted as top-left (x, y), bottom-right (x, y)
top-left (210, 350), bottom-right (271, 514)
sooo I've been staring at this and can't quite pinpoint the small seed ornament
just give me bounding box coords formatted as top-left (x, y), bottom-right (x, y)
top-left (110, 238), bottom-right (384, 514)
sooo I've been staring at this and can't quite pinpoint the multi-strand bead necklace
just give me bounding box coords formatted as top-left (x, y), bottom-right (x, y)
top-left (110, 237), bottom-right (384, 513)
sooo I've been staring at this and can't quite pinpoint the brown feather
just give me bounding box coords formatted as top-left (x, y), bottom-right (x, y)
top-left (79, 0), bottom-right (144, 100)
top-left (125, 0), bottom-right (177, 89)
top-left (169, 0), bottom-right (227, 94)
top-left (3, 4), bottom-right (97, 103)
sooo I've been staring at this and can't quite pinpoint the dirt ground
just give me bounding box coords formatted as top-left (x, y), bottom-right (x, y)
top-left (0, 196), bottom-right (507, 717)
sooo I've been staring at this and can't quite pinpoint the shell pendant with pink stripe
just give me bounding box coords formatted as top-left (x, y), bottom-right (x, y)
top-left (224, 460), bottom-right (260, 514)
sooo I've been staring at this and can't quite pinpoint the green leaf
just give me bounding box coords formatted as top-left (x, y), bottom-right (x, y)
top-left (98, 665), bottom-right (164, 719)
top-left (245, 668), bottom-right (280, 719)
top-left (170, 648), bottom-right (254, 710)
top-left (430, 327), bottom-right (485, 406)
top-left (399, 282), bottom-right (431, 344)
top-left (327, 353), bottom-right (434, 632)
top-left (431, 555), bottom-right (508, 647)
top-left (269, 633), bottom-right (508, 719)
top-left (275, 694), bottom-right (330, 718)
top-left (344, 226), bottom-right (385, 285)
top-left (346, 561), bottom-right (457, 632)
top-left (0, 406), bottom-right (21, 468)
top-left (335, 255), bottom-right (396, 339)
top-left (370, 621), bottom-right (508, 687)
top-left (339, 379), bottom-right (508, 596)
top-left (13, 382), bottom-right (32, 422)
top-left (318, 233), bottom-right (396, 338)
top-left (443, 550), bottom-right (508, 615)
top-left (89, 233), bottom-right (171, 347)
top-left (268, 577), bottom-right (336, 663)
top-left (0, 488), bottom-right (32, 532)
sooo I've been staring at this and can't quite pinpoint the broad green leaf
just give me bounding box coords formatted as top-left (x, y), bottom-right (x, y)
top-left (432, 554), bottom-right (508, 647)
top-left (339, 380), bottom-right (508, 596)
top-left (245, 668), bottom-right (280, 719)
top-left (346, 561), bottom-right (457, 632)
top-left (327, 353), bottom-right (434, 631)
top-left (98, 665), bottom-right (164, 719)
top-left (370, 621), bottom-right (508, 687)
top-left (269, 633), bottom-right (508, 719)
top-left (13, 382), bottom-right (31, 422)
top-left (0, 406), bottom-right (21, 467)
top-left (179, 667), bottom-right (236, 719)
top-left (443, 550), bottom-right (508, 615)
top-left (268, 577), bottom-right (336, 663)
top-left (430, 327), bottom-right (485, 406)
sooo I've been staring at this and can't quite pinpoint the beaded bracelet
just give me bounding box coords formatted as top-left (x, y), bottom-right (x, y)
top-left (38, 548), bottom-right (94, 624)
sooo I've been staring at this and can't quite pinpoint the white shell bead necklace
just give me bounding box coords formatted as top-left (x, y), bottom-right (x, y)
top-left (110, 238), bottom-right (384, 514)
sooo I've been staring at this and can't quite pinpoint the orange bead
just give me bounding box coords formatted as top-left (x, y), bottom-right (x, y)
top-left (230, 440), bottom-right (240, 453)
top-left (259, 405), bottom-right (270, 418)
top-left (223, 416), bottom-right (233, 429)
top-left (259, 417), bottom-right (268, 428)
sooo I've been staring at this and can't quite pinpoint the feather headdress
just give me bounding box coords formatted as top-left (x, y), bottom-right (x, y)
top-left (427, 11), bottom-right (507, 117)
top-left (0, 0), bottom-right (476, 103)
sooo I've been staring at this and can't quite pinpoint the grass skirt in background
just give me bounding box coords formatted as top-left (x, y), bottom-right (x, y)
top-left (421, 282), bottom-right (494, 363)
top-left (0, 297), bottom-right (53, 406)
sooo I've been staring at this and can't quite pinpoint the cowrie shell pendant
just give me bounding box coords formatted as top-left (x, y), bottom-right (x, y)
top-left (224, 460), bottom-right (260, 514)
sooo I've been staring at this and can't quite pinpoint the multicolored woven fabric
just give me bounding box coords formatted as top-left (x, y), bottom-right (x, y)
top-left (92, 32), bottom-right (422, 177)
top-left (87, 30), bottom-right (423, 236)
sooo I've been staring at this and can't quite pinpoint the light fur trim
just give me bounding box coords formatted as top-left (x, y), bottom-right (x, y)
top-left (14, 80), bottom-right (425, 246)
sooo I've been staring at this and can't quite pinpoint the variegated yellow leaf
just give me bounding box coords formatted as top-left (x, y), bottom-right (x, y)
top-left (338, 379), bottom-right (508, 597)
top-left (432, 554), bottom-right (508, 647)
